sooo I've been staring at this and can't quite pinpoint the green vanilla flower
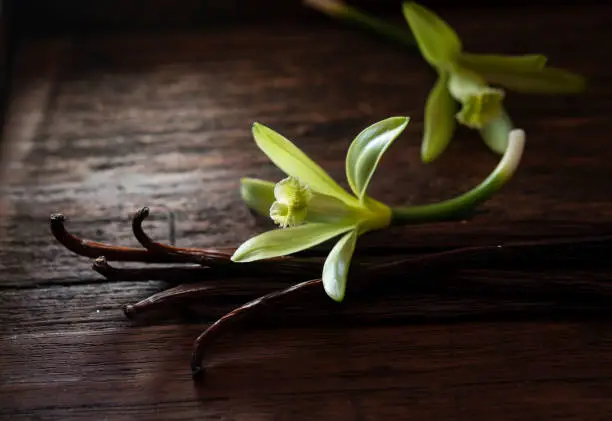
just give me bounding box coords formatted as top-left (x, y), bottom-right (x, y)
top-left (232, 117), bottom-right (408, 301)
top-left (234, 117), bottom-right (527, 302)
top-left (304, 0), bottom-right (586, 162)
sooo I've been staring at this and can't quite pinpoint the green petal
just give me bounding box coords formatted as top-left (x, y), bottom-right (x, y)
top-left (402, 2), bottom-right (462, 66)
top-left (240, 177), bottom-right (276, 217)
top-left (476, 67), bottom-right (587, 94)
top-left (345, 116), bottom-right (409, 200)
top-left (458, 53), bottom-right (547, 73)
top-left (421, 72), bottom-right (457, 163)
top-left (308, 193), bottom-right (359, 224)
top-left (252, 123), bottom-right (356, 204)
top-left (479, 110), bottom-right (514, 155)
top-left (231, 222), bottom-right (354, 262)
top-left (322, 229), bottom-right (358, 302)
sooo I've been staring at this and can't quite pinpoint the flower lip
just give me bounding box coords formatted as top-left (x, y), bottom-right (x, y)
top-left (270, 176), bottom-right (313, 228)
top-left (274, 176), bottom-right (313, 208)
top-left (456, 88), bottom-right (505, 129)
top-left (447, 65), bottom-right (505, 129)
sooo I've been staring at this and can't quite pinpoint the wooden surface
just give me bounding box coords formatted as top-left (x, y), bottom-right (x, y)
top-left (1, 5), bottom-right (612, 420)
top-left (11, 1), bottom-right (591, 35)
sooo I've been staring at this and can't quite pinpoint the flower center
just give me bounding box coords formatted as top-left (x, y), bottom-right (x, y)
top-left (447, 66), bottom-right (505, 129)
top-left (269, 176), bottom-right (313, 228)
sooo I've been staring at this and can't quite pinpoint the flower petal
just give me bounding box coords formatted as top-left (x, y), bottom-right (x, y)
top-left (240, 177), bottom-right (276, 217)
top-left (476, 67), bottom-right (587, 94)
top-left (402, 2), bottom-right (462, 66)
top-left (421, 71), bottom-right (457, 162)
top-left (479, 110), bottom-right (514, 155)
top-left (345, 116), bottom-right (409, 199)
top-left (458, 53), bottom-right (547, 73)
top-left (307, 193), bottom-right (359, 224)
top-left (251, 123), bottom-right (356, 204)
top-left (322, 229), bottom-right (358, 302)
top-left (231, 222), bottom-right (354, 262)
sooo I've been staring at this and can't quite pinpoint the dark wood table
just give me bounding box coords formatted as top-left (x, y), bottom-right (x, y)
top-left (1, 5), bottom-right (612, 420)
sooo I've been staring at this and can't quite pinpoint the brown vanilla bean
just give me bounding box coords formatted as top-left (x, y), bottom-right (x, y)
top-left (114, 259), bottom-right (323, 316)
top-left (188, 235), bottom-right (612, 375)
top-left (373, 234), bottom-right (612, 278)
top-left (132, 207), bottom-right (236, 265)
top-left (124, 283), bottom-right (217, 318)
top-left (52, 211), bottom-right (325, 277)
top-left (92, 256), bottom-right (215, 283)
top-left (50, 211), bottom-right (305, 275)
top-left (50, 209), bottom-right (612, 380)
top-left (187, 249), bottom-right (476, 377)
top-left (190, 279), bottom-right (322, 378)
top-left (131, 207), bottom-right (328, 271)
top-left (130, 206), bottom-right (326, 278)
top-left (50, 213), bottom-right (183, 263)
top-left (188, 247), bottom-right (474, 376)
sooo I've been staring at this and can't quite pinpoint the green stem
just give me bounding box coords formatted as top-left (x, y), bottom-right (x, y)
top-left (305, 1), bottom-right (416, 49)
top-left (391, 129), bottom-right (526, 225)
top-left (340, 5), bottom-right (416, 48)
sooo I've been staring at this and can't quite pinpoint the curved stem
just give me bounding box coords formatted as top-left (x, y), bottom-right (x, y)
top-left (391, 129), bottom-right (525, 225)
top-left (304, 0), bottom-right (416, 48)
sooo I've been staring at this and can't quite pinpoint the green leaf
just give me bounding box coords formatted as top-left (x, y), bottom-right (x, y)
top-left (402, 2), bottom-right (462, 66)
top-left (240, 177), bottom-right (276, 217)
top-left (479, 110), bottom-right (514, 155)
top-left (231, 222), bottom-right (353, 262)
top-left (421, 72), bottom-right (457, 162)
top-left (477, 66), bottom-right (587, 94)
top-left (345, 116), bottom-right (409, 199)
top-left (251, 123), bottom-right (357, 204)
top-left (458, 53), bottom-right (547, 73)
top-left (322, 229), bottom-right (358, 302)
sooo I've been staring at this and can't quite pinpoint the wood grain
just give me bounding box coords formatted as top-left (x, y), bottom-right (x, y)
top-left (3, 323), bottom-right (612, 420)
top-left (1, 4), bottom-right (611, 420)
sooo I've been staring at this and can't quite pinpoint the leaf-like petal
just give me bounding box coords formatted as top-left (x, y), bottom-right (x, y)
top-left (402, 2), bottom-right (462, 66)
top-left (252, 123), bottom-right (356, 204)
top-left (322, 229), bottom-right (358, 302)
top-left (345, 116), bottom-right (409, 199)
top-left (458, 53), bottom-right (547, 73)
top-left (240, 177), bottom-right (276, 217)
top-left (421, 72), bottom-right (457, 162)
top-left (477, 67), bottom-right (587, 94)
top-left (231, 222), bottom-right (353, 262)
